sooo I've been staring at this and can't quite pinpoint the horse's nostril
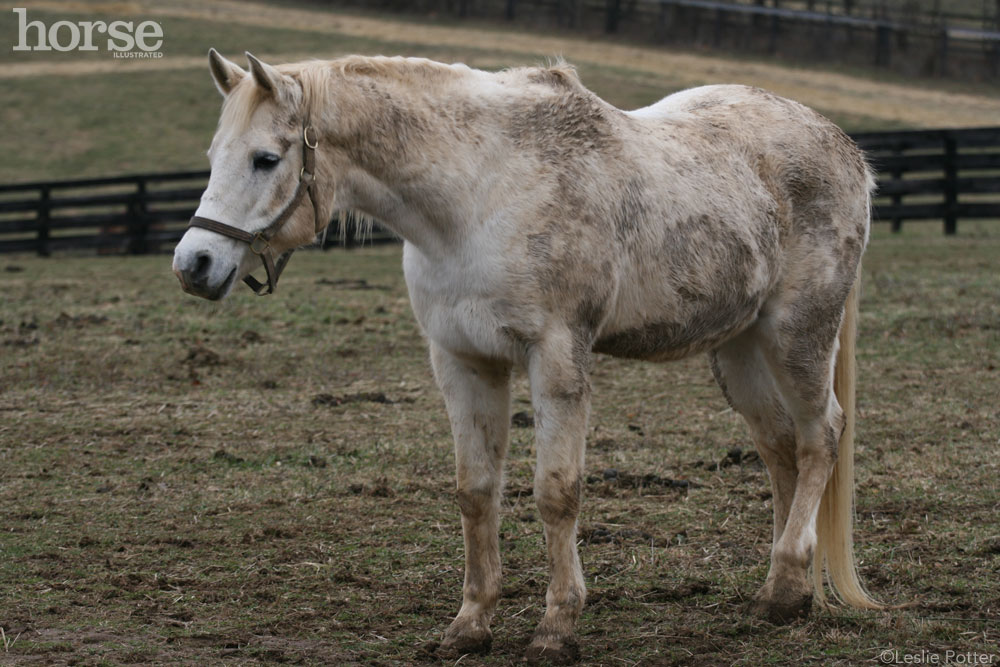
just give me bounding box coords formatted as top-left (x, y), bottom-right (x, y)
top-left (192, 252), bottom-right (212, 282)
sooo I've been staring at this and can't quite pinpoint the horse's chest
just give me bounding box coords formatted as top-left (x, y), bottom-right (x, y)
top-left (402, 244), bottom-right (515, 360)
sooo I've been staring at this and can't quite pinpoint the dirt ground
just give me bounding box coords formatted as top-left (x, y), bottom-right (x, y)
top-left (1, 221), bottom-right (998, 665)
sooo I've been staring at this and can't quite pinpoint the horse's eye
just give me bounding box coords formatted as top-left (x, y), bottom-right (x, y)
top-left (252, 151), bottom-right (280, 171)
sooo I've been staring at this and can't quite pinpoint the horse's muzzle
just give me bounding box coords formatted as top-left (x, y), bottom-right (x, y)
top-left (173, 251), bottom-right (236, 301)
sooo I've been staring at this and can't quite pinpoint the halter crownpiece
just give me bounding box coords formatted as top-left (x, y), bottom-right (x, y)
top-left (188, 124), bottom-right (321, 295)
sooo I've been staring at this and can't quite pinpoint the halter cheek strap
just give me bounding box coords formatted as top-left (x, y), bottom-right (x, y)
top-left (188, 124), bottom-right (321, 295)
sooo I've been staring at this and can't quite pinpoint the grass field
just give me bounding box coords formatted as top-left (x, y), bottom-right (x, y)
top-left (2, 0), bottom-right (1000, 183)
top-left (1, 221), bottom-right (998, 665)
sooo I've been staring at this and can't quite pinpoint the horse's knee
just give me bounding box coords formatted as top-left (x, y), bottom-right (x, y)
top-left (456, 483), bottom-right (497, 521)
top-left (534, 471), bottom-right (582, 524)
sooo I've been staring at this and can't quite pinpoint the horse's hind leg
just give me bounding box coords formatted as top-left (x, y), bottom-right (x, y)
top-left (712, 302), bottom-right (845, 622)
top-left (710, 328), bottom-right (807, 621)
top-left (430, 343), bottom-right (512, 656)
top-left (710, 332), bottom-right (797, 546)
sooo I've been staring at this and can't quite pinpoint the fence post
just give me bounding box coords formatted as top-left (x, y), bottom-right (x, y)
top-left (891, 145), bottom-right (903, 232)
top-left (938, 28), bottom-right (949, 76)
top-left (767, 14), bottom-right (780, 54)
top-left (713, 7), bottom-right (724, 47)
top-left (605, 0), bottom-right (621, 33)
top-left (505, 0), bottom-right (515, 20)
top-left (657, 0), bottom-right (673, 41)
top-left (943, 134), bottom-right (958, 235)
top-left (128, 178), bottom-right (150, 254)
top-left (875, 24), bottom-right (891, 67)
top-left (37, 186), bottom-right (51, 257)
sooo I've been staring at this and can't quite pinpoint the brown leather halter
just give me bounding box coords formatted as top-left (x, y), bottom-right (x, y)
top-left (188, 124), bottom-right (321, 295)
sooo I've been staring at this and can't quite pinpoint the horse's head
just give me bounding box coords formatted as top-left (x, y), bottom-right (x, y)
top-left (173, 50), bottom-right (327, 300)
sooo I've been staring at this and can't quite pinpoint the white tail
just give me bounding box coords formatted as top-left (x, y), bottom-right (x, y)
top-left (812, 273), bottom-right (883, 609)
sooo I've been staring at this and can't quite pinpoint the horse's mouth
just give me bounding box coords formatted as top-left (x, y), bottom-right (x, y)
top-left (179, 265), bottom-right (237, 301)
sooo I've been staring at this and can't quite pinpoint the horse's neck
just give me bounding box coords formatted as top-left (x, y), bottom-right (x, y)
top-left (330, 72), bottom-right (505, 254)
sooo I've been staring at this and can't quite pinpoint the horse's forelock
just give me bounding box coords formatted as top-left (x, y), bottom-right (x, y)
top-left (217, 61), bottom-right (326, 134)
top-left (218, 77), bottom-right (270, 134)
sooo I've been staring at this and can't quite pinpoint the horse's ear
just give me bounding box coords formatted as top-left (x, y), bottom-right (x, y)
top-left (246, 52), bottom-right (292, 99)
top-left (208, 48), bottom-right (245, 97)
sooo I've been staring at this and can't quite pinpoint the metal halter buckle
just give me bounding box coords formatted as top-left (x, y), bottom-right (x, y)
top-left (249, 232), bottom-right (269, 255)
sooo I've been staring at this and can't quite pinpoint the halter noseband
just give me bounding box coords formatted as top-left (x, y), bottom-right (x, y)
top-left (188, 124), bottom-right (322, 295)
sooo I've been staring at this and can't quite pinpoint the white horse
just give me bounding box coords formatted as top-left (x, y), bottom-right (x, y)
top-left (173, 51), bottom-right (883, 662)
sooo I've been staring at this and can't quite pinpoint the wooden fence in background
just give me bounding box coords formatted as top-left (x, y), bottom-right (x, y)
top-left (855, 127), bottom-right (1000, 234)
top-left (0, 173), bottom-right (394, 256)
top-left (0, 126), bottom-right (997, 256)
top-left (316, 0), bottom-right (1000, 79)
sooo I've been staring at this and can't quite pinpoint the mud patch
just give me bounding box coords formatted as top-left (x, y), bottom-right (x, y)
top-left (183, 344), bottom-right (223, 367)
top-left (579, 524), bottom-right (671, 547)
top-left (52, 312), bottom-right (108, 328)
top-left (315, 277), bottom-right (390, 290)
top-left (586, 468), bottom-right (701, 493)
top-left (311, 391), bottom-right (413, 406)
top-left (691, 447), bottom-right (761, 471)
top-left (641, 581), bottom-right (714, 602)
top-left (511, 410), bottom-right (535, 428)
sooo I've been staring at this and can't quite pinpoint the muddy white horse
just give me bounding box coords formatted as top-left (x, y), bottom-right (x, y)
top-left (173, 50), bottom-right (883, 662)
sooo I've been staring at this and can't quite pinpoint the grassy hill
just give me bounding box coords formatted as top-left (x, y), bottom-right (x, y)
top-left (1, 0), bottom-right (999, 183)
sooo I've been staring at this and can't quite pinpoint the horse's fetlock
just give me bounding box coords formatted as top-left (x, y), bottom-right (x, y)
top-left (772, 543), bottom-right (812, 574)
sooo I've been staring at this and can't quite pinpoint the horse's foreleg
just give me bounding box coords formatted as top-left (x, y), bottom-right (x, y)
top-left (525, 333), bottom-right (590, 664)
top-left (430, 344), bottom-right (511, 657)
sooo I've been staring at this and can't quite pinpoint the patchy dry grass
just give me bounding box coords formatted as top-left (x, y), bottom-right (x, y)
top-left (1, 221), bottom-right (998, 665)
top-left (2, 0), bottom-right (999, 182)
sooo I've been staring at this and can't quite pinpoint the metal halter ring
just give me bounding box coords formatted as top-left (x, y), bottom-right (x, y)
top-left (249, 232), bottom-right (270, 255)
top-left (303, 126), bottom-right (318, 150)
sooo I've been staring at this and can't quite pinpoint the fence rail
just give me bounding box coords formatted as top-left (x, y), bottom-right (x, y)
top-left (853, 127), bottom-right (1000, 234)
top-left (0, 126), bottom-right (997, 256)
top-left (0, 171), bottom-right (394, 256)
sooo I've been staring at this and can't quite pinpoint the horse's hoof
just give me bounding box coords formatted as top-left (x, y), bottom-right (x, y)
top-left (751, 582), bottom-right (813, 624)
top-left (524, 633), bottom-right (580, 665)
top-left (437, 617), bottom-right (493, 658)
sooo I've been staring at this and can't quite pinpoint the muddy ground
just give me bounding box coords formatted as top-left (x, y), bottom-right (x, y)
top-left (1, 222), bottom-right (998, 664)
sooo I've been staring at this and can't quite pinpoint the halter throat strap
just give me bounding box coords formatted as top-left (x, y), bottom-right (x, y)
top-left (188, 124), bottom-right (321, 295)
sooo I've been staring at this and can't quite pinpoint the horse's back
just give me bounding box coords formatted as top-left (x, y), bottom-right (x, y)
top-left (591, 85), bottom-right (872, 361)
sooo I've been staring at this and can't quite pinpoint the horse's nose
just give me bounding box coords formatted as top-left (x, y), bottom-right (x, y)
top-left (177, 251), bottom-right (213, 290)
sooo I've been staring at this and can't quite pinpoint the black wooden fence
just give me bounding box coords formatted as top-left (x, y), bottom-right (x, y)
top-left (855, 126), bottom-right (1000, 235)
top-left (0, 172), bottom-right (394, 256)
top-left (0, 171), bottom-right (206, 256)
top-left (0, 126), bottom-right (997, 256)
